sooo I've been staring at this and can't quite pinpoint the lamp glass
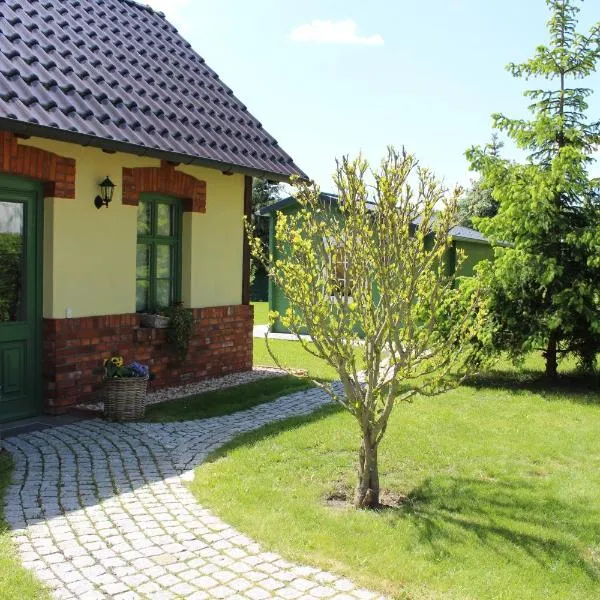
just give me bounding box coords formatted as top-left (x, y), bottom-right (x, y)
top-left (100, 176), bottom-right (116, 203)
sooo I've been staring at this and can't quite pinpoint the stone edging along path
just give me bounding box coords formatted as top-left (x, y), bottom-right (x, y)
top-left (4, 387), bottom-right (387, 600)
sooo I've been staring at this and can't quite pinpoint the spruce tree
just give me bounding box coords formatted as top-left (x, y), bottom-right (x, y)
top-left (468, 0), bottom-right (600, 376)
top-left (459, 136), bottom-right (503, 227)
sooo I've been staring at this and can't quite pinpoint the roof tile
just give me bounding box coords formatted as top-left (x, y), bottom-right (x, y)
top-left (0, 0), bottom-right (305, 178)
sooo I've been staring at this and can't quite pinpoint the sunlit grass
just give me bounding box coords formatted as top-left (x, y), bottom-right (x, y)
top-left (251, 301), bottom-right (269, 326)
top-left (253, 337), bottom-right (344, 381)
top-left (192, 351), bottom-right (600, 599)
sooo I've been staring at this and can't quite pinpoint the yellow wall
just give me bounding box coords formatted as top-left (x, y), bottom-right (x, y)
top-left (20, 137), bottom-right (244, 318)
top-left (178, 165), bottom-right (244, 308)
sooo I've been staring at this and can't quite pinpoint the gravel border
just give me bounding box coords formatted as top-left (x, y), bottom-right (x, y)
top-left (75, 366), bottom-right (287, 413)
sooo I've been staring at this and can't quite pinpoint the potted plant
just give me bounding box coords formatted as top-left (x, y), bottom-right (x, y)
top-left (102, 356), bottom-right (151, 421)
top-left (165, 302), bottom-right (195, 361)
top-left (139, 303), bottom-right (194, 359)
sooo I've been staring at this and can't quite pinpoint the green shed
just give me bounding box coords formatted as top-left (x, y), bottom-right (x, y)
top-left (259, 194), bottom-right (493, 334)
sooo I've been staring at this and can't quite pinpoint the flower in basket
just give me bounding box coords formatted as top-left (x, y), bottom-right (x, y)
top-left (104, 356), bottom-right (124, 368)
top-left (103, 356), bottom-right (151, 379)
top-left (128, 362), bottom-right (150, 378)
top-left (101, 356), bottom-right (152, 422)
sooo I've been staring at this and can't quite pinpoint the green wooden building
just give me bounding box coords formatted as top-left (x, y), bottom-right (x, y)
top-left (259, 194), bottom-right (493, 334)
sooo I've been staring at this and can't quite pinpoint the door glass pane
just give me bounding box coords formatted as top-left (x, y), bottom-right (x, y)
top-left (136, 244), bottom-right (150, 279)
top-left (137, 200), bottom-right (151, 235)
top-left (0, 202), bottom-right (25, 322)
top-left (157, 203), bottom-right (173, 237)
top-left (156, 279), bottom-right (172, 309)
top-left (156, 245), bottom-right (173, 279)
top-left (136, 280), bottom-right (149, 313)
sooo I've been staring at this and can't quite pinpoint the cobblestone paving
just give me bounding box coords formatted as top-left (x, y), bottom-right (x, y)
top-left (4, 387), bottom-right (386, 600)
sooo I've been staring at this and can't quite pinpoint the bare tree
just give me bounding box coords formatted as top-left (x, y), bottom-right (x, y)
top-left (250, 148), bottom-right (491, 509)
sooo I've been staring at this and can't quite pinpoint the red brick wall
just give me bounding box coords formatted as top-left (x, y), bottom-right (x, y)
top-left (122, 161), bottom-right (207, 212)
top-left (42, 305), bottom-right (253, 414)
top-left (0, 131), bottom-right (76, 198)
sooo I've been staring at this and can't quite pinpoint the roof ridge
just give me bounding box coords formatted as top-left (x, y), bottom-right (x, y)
top-left (116, 0), bottom-right (168, 20)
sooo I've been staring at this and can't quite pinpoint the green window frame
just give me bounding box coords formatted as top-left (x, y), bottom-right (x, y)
top-left (136, 194), bottom-right (182, 313)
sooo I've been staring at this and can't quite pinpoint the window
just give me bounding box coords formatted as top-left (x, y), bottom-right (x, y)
top-left (136, 195), bottom-right (182, 313)
top-left (325, 237), bottom-right (354, 298)
top-left (331, 245), bottom-right (350, 295)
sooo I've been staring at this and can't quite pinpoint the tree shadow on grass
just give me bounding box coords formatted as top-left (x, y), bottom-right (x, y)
top-left (394, 475), bottom-right (600, 581)
top-left (199, 405), bottom-right (600, 585)
top-left (463, 368), bottom-right (600, 404)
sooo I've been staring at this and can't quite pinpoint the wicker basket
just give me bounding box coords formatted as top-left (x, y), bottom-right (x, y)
top-left (103, 376), bottom-right (149, 421)
top-left (139, 313), bottom-right (170, 328)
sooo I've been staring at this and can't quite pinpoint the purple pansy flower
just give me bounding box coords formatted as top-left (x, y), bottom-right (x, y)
top-left (127, 362), bottom-right (150, 378)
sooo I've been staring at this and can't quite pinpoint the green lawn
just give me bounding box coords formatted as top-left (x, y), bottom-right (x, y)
top-left (252, 300), bottom-right (344, 380)
top-left (0, 453), bottom-right (49, 600)
top-left (145, 376), bottom-right (310, 422)
top-left (254, 337), bottom-right (343, 381)
top-left (193, 349), bottom-right (600, 599)
top-left (252, 301), bottom-right (269, 326)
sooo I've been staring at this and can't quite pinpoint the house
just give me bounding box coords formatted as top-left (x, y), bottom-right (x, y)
top-left (0, 0), bottom-right (305, 421)
top-left (259, 194), bottom-right (493, 334)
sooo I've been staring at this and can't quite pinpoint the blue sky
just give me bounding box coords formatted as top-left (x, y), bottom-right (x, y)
top-left (146, 0), bottom-right (599, 191)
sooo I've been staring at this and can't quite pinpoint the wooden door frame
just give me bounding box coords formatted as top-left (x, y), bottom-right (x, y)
top-left (0, 174), bottom-right (43, 420)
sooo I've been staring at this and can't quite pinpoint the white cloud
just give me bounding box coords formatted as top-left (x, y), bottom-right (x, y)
top-left (290, 19), bottom-right (384, 46)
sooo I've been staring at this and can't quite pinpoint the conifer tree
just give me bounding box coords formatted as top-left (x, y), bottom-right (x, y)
top-left (468, 0), bottom-right (600, 376)
top-left (458, 136), bottom-right (502, 227)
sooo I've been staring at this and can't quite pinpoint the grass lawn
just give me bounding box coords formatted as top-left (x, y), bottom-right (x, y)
top-left (144, 376), bottom-right (311, 422)
top-left (254, 337), bottom-right (343, 381)
top-left (252, 300), bottom-right (345, 380)
top-left (252, 301), bottom-right (269, 326)
top-left (192, 349), bottom-right (600, 599)
top-left (0, 453), bottom-right (49, 599)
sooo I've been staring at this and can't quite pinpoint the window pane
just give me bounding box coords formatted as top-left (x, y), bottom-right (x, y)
top-left (136, 280), bottom-right (149, 313)
top-left (0, 201), bottom-right (25, 322)
top-left (156, 245), bottom-right (173, 279)
top-left (137, 200), bottom-right (151, 235)
top-left (157, 203), bottom-right (173, 236)
top-left (156, 279), bottom-right (172, 309)
top-left (136, 244), bottom-right (150, 279)
top-left (136, 197), bottom-right (180, 313)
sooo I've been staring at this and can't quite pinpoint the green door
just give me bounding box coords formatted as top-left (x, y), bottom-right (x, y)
top-left (0, 176), bottom-right (42, 422)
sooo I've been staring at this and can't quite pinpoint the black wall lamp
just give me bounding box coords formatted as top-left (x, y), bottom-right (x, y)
top-left (94, 176), bottom-right (116, 209)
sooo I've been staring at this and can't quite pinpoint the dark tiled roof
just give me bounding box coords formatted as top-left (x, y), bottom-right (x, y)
top-left (0, 0), bottom-right (305, 180)
top-left (260, 194), bottom-right (489, 243)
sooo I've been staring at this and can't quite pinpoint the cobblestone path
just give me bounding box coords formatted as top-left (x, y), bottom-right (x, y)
top-left (3, 388), bottom-right (386, 600)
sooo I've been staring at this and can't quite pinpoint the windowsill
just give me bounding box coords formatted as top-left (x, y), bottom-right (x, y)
top-left (138, 313), bottom-right (170, 329)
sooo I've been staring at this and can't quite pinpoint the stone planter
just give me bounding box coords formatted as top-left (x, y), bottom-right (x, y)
top-left (139, 313), bottom-right (169, 329)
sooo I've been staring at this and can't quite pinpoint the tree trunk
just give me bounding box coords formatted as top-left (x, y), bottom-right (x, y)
top-left (354, 432), bottom-right (380, 509)
top-left (544, 332), bottom-right (559, 378)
